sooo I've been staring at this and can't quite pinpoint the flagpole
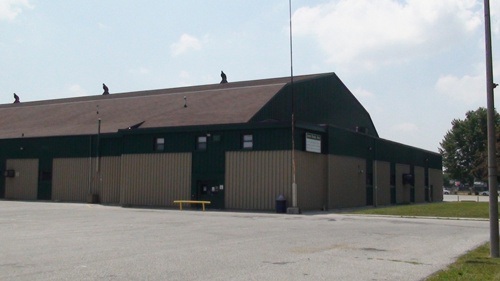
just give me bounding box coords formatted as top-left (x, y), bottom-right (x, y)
top-left (289, 0), bottom-right (299, 213)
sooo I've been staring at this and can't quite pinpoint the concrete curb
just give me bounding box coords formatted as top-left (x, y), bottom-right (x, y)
top-left (340, 213), bottom-right (493, 222)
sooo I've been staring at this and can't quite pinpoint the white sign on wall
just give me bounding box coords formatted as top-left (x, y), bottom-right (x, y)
top-left (305, 133), bottom-right (321, 153)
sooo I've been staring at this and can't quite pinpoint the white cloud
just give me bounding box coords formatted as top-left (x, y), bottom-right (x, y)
top-left (293, 0), bottom-right (481, 69)
top-left (68, 84), bottom-right (89, 98)
top-left (435, 74), bottom-right (485, 104)
top-left (392, 122), bottom-right (419, 133)
top-left (170, 34), bottom-right (202, 57)
top-left (0, 0), bottom-right (33, 21)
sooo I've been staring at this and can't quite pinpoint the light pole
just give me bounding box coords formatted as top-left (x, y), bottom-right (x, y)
top-left (288, 0), bottom-right (299, 214)
top-left (483, 0), bottom-right (499, 258)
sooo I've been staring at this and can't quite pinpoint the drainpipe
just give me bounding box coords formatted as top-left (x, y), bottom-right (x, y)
top-left (96, 118), bottom-right (101, 196)
top-left (88, 135), bottom-right (92, 194)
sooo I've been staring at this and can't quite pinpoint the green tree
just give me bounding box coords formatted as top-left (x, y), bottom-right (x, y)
top-left (443, 173), bottom-right (452, 187)
top-left (470, 130), bottom-right (500, 183)
top-left (439, 107), bottom-right (500, 185)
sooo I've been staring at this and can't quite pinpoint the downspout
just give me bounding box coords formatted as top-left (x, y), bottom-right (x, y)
top-left (96, 119), bottom-right (101, 196)
top-left (88, 135), bottom-right (92, 195)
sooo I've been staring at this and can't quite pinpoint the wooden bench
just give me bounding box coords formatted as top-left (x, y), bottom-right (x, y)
top-left (173, 200), bottom-right (211, 211)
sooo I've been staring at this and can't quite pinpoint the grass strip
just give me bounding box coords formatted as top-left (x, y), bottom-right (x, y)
top-left (425, 242), bottom-right (500, 281)
top-left (352, 202), bottom-right (498, 219)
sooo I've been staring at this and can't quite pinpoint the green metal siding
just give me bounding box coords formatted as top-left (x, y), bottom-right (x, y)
top-left (375, 138), bottom-right (442, 169)
top-left (191, 132), bottom-right (226, 209)
top-left (122, 132), bottom-right (193, 154)
top-left (250, 73), bottom-right (378, 137)
top-left (328, 126), bottom-right (374, 159)
top-left (0, 124), bottom-right (440, 174)
top-left (100, 136), bottom-right (123, 157)
top-left (121, 127), bottom-right (293, 155)
top-left (0, 136), bottom-right (96, 159)
top-left (326, 126), bottom-right (441, 170)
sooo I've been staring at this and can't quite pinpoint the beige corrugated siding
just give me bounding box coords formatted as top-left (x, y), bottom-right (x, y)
top-left (328, 155), bottom-right (366, 209)
top-left (52, 157), bottom-right (121, 203)
top-left (375, 161), bottom-right (391, 206)
top-left (225, 150), bottom-right (291, 210)
top-left (52, 158), bottom-right (91, 202)
top-left (296, 151), bottom-right (327, 211)
top-left (100, 157), bottom-right (121, 204)
top-left (395, 164), bottom-right (410, 204)
top-left (430, 168), bottom-right (443, 202)
top-left (414, 166), bottom-right (425, 203)
top-left (119, 153), bottom-right (191, 207)
top-left (4, 159), bottom-right (39, 200)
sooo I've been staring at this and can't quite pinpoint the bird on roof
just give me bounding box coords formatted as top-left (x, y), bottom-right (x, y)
top-left (13, 93), bottom-right (20, 103)
top-left (220, 71), bottom-right (228, 84)
top-left (102, 83), bottom-right (110, 95)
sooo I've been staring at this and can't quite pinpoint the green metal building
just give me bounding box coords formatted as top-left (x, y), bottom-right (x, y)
top-left (0, 73), bottom-right (442, 211)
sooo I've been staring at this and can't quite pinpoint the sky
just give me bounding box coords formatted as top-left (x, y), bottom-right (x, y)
top-left (1, 0), bottom-right (499, 153)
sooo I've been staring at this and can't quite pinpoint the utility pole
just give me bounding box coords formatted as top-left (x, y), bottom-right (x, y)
top-left (483, 0), bottom-right (499, 258)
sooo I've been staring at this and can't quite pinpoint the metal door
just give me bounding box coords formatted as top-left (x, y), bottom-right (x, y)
top-left (194, 180), bottom-right (224, 209)
top-left (37, 158), bottom-right (52, 200)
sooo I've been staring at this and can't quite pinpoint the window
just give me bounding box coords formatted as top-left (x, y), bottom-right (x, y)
top-left (242, 134), bottom-right (253, 149)
top-left (155, 138), bottom-right (165, 151)
top-left (197, 136), bottom-right (207, 151)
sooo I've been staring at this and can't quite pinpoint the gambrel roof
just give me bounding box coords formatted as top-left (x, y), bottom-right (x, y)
top-left (0, 73), bottom-right (378, 139)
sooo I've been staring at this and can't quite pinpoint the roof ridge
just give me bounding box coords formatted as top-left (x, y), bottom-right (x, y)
top-left (1, 83), bottom-right (289, 109)
top-left (0, 73), bottom-right (330, 108)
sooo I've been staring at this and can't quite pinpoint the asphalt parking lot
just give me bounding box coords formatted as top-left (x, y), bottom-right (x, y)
top-left (0, 201), bottom-right (492, 281)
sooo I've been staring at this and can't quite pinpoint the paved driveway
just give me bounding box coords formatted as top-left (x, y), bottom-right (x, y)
top-left (0, 201), bottom-right (492, 281)
top-left (444, 194), bottom-right (500, 202)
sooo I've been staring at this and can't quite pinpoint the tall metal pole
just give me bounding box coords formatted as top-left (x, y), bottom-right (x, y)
top-left (483, 0), bottom-right (499, 258)
top-left (289, 0), bottom-right (298, 209)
